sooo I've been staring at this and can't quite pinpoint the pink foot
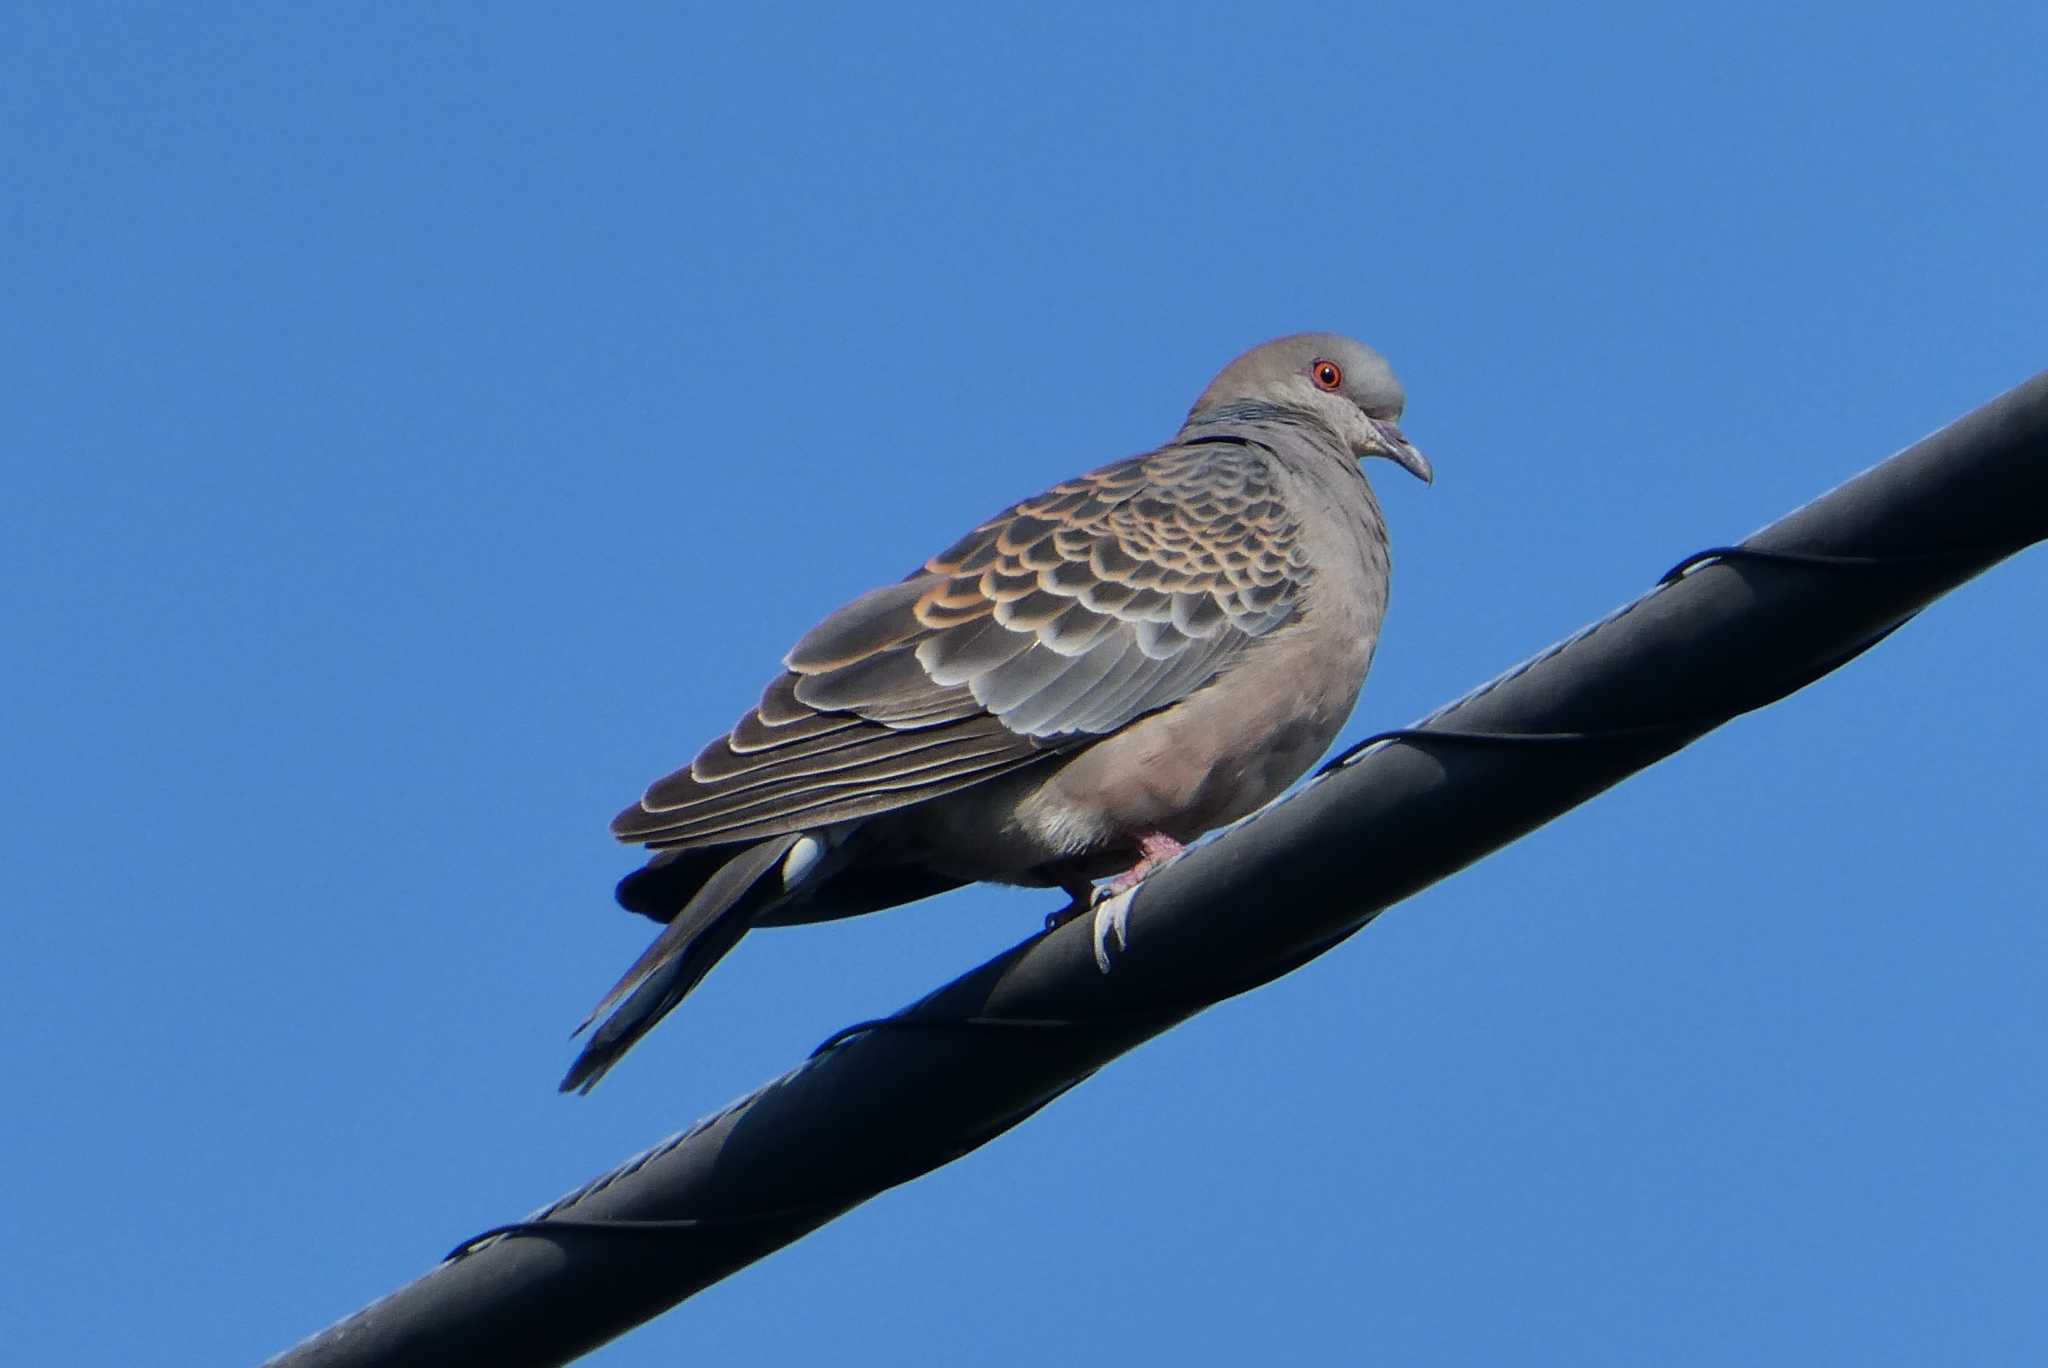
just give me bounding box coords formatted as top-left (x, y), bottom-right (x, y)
top-left (1042, 832), bottom-right (1187, 930)
top-left (1106, 831), bottom-right (1187, 893)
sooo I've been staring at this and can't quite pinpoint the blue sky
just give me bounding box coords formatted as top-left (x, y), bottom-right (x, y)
top-left (5, 5), bottom-right (2045, 1364)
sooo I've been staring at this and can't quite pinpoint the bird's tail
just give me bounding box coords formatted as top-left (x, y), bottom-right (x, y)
top-left (561, 832), bottom-right (807, 1093)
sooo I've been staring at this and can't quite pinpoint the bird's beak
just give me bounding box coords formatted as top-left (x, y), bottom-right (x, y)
top-left (1366, 417), bottom-right (1433, 484)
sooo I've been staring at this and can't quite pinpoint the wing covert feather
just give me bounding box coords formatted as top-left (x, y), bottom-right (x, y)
top-left (615, 440), bottom-right (1315, 848)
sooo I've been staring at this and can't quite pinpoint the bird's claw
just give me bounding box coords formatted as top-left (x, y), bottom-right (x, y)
top-left (1091, 886), bottom-right (1137, 974)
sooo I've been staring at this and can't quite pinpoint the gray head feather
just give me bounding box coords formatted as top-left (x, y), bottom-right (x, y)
top-left (1184, 332), bottom-right (1432, 484)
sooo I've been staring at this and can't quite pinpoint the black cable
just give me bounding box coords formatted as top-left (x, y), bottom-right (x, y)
top-left (450, 922), bottom-right (1380, 1265)
top-left (1314, 539), bottom-right (2020, 777)
top-left (448, 535), bottom-right (2030, 1266)
top-left (1658, 543), bottom-right (2000, 583)
top-left (267, 369), bottom-right (2048, 1368)
top-left (448, 1214), bottom-right (819, 1260)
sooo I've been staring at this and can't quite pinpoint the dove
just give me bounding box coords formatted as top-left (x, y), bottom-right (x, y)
top-left (562, 333), bottom-right (1432, 1092)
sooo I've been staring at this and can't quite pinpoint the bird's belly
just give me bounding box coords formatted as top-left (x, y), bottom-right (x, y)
top-left (1030, 669), bottom-right (1351, 840)
top-left (887, 628), bottom-right (1371, 885)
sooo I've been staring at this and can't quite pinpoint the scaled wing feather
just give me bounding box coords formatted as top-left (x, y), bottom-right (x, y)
top-left (613, 441), bottom-right (1314, 848)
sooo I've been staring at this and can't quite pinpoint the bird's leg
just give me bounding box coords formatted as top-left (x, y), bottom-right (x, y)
top-left (1041, 832), bottom-right (1188, 931)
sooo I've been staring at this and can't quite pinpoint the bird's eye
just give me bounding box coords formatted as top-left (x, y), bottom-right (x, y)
top-left (1311, 360), bottom-right (1343, 392)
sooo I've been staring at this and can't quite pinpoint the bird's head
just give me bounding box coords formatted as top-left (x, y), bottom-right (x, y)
top-left (1187, 332), bottom-right (1433, 484)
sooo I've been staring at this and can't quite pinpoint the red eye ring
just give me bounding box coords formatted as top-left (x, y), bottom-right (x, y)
top-left (1311, 359), bottom-right (1343, 391)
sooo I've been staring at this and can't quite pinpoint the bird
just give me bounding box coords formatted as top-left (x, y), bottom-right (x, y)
top-left (562, 332), bottom-right (1433, 1092)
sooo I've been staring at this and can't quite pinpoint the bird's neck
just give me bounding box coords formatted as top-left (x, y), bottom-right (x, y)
top-left (1178, 402), bottom-right (1362, 477)
top-left (1178, 401), bottom-right (1346, 453)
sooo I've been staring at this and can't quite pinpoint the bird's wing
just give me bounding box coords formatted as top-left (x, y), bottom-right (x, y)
top-left (613, 439), bottom-right (1315, 848)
